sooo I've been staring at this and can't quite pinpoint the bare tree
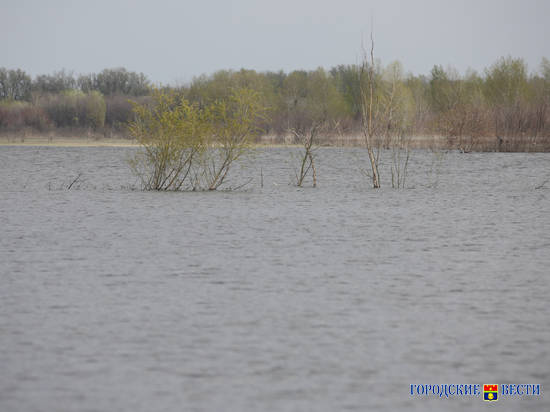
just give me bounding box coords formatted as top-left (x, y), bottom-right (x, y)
top-left (390, 131), bottom-right (410, 189)
top-left (384, 62), bottom-right (412, 189)
top-left (359, 34), bottom-right (414, 189)
top-left (286, 68), bottom-right (338, 187)
top-left (359, 33), bottom-right (381, 188)
top-left (291, 122), bottom-right (323, 187)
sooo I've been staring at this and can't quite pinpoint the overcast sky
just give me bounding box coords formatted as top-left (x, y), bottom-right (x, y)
top-left (1, 0), bottom-right (549, 84)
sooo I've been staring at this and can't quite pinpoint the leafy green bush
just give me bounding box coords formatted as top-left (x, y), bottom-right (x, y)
top-left (128, 88), bottom-right (264, 191)
top-left (128, 89), bottom-right (207, 190)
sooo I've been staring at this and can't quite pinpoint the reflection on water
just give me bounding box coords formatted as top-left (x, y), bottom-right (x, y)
top-left (1, 146), bottom-right (549, 411)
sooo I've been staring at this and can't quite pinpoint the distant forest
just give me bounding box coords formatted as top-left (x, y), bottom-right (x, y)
top-left (1, 56), bottom-right (549, 150)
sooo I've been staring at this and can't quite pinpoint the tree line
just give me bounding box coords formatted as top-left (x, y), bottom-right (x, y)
top-left (1, 57), bottom-right (549, 151)
top-left (0, 67), bottom-right (150, 99)
top-left (0, 67), bottom-right (150, 133)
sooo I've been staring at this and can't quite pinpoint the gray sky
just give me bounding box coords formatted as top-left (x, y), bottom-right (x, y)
top-left (1, 0), bottom-right (549, 84)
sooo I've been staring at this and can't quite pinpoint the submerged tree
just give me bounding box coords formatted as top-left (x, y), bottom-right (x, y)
top-left (288, 68), bottom-right (345, 187)
top-left (358, 34), bottom-right (413, 188)
top-left (384, 62), bottom-right (413, 188)
top-left (292, 122), bottom-right (322, 187)
top-left (201, 89), bottom-right (265, 190)
top-left (128, 88), bottom-right (264, 191)
top-left (128, 89), bottom-right (206, 190)
top-left (359, 34), bottom-right (382, 188)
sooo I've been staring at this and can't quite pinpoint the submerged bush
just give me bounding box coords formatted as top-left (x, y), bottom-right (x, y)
top-left (201, 89), bottom-right (264, 190)
top-left (128, 89), bottom-right (207, 190)
top-left (128, 88), bottom-right (264, 191)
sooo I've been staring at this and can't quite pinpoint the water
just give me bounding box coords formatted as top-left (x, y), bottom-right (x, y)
top-left (1, 146), bottom-right (549, 411)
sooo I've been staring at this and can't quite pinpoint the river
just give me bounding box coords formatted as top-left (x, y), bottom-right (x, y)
top-left (1, 146), bottom-right (549, 411)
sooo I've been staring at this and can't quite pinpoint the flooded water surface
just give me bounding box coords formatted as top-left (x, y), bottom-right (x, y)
top-left (1, 146), bottom-right (549, 411)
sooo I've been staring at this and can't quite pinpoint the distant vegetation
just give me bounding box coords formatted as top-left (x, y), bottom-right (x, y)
top-left (1, 56), bottom-right (550, 151)
top-left (0, 67), bottom-right (150, 134)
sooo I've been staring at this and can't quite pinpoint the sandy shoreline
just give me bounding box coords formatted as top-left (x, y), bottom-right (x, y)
top-left (0, 136), bottom-right (140, 147)
top-left (0, 135), bottom-right (311, 149)
top-left (0, 134), bottom-right (437, 148)
top-left (1, 134), bottom-right (547, 152)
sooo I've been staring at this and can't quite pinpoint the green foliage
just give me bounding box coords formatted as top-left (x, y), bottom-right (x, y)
top-left (482, 57), bottom-right (532, 137)
top-left (382, 61), bottom-right (415, 130)
top-left (81, 91), bottom-right (106, 129)
top-left (186, 69), bottom-right (276, 134)
top-left (202, 88), bottom-right (265, 190)
top-left (330, 64), bottom-right (362, 117)
top-left (359, 58), bottom-right (412, 138)
top-left (128, 89), bottom-right (206, 190)
top-left (484, 57), bottom-right (528, 106)
top-left (284, 68), bottom-right (347, 138)
top-left (427, 65), bottom-right (489, 138)
top-left (535, 57), bottom-right (550, 105)
top-left (404, 74), bottom-right (430, 128)
top-left (306, 68), bottom-right (348, 121)
top-left (429, 65), bottom-right (453, 113)
top-left (2, 57), bottom-right (550, 144)
top-left (128, 88), bottom-right (264, 191)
